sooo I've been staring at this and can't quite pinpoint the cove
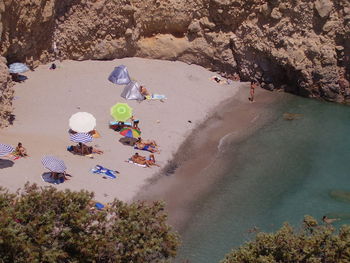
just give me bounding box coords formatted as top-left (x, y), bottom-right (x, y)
top-left (175, 94), bottom-right (350, 262)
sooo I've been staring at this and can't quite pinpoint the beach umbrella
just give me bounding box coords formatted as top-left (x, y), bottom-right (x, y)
top-left (69, 112), bottom-right (96, 133)
top-left (119, 127), bottom-right (141, 138)
top-left (8, 63), bottom-right (30, 74)
top-left (0, 144), bottom-right (14, 157)
top-left (69, 132), bottom-right (93, 143)
top-left (41, 155), bottom-right (67, 173)
top-left (110, 103), bottom-right (133, 122)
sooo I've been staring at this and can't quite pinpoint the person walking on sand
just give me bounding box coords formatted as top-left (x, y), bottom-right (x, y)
top-left (249, 80), bottom-right (258, 102)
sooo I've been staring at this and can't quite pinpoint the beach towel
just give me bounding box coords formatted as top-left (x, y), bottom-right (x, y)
top-left (41, 173), bottom-right (64, 184)
top-left (109, 121), bottom-right (132, 126)
top-left (91, 165), bottom-right (117, 179)
top-left (95, 202), bottom-right (105, 210)
top-left (92, 130), bottom-right (101, 138)
top-left (146, 94), bottom-right (167, 100)
top-left (127, 159), bottom-right (147, 168)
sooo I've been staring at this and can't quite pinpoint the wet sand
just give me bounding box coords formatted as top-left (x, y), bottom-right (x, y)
top-left (135, 87), bottom-right (289, 230)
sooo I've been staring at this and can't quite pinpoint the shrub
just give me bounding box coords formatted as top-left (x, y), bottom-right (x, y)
top-left (221, 216), bottom-right (350, 263)
top-left (0, 183), bottom-right (179, 262)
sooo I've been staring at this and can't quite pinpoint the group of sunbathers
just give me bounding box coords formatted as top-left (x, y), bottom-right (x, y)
top-left (108, 113), bottom-right (161, 167)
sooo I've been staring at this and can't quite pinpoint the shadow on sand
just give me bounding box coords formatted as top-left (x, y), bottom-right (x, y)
top-left (0, 159), bottom-right (14, 169)
top-left (41, 172), bottom-right (65, 184)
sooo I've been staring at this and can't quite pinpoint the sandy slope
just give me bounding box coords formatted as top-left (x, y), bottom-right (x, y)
top-left (0, 58), bottom-right (242, 202)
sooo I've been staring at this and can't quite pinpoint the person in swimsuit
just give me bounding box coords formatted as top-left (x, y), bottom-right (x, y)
top-left (130, 153), bottom-right (159, 167)
top-left (249, 80), bottom-right (258, 102)
top-left (131, 116), bottom-right (140, 130)
top-left (139, 85), bottom-right (150, 96)
top-left (51, 171), bottom-right (72, 181)
top-left (67, 143), bottom-right (103, 155)
top-left (13, 142), bottom-right (28, 158)
top-left (134, 137), bottom-right (159, 152)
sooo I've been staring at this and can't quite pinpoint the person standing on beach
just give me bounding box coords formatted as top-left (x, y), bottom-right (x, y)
top-left (249, 80), bottom-right (258, 102)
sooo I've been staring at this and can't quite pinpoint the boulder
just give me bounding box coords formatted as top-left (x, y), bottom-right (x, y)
top-left (315, 0), bottom-right (333, 18)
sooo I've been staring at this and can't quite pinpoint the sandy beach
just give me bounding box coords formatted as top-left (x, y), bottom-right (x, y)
top-left (0, 58), bottom-right (242, 203)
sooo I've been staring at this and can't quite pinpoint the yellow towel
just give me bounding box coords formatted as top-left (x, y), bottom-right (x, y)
top-left (92, 130), bottom-right (101, 138)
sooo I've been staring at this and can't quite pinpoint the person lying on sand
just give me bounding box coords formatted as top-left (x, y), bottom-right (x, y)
top-left (51, 171), bottom-right (72, 181)
top-left (12, 142), bottom-right (28, 158)
top-left (67, 143), bottom-right (103, 156)
top-left (137, 137), bottom-right (158, 147)
top-left (134, 137), bottom-right (160, 153)
top-left (78, 142), bottom-right (103, 155)
top-left (131, 153), bottom-right (159, 167)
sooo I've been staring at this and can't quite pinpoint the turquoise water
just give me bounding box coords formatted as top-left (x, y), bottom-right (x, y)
top-left (176, 95), bottom-right (350, 263)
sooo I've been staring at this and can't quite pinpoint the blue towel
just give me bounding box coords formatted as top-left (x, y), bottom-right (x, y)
top-left (41, 173), bottom-right (64, 184)
top-left (91, 165), bottom-right (117, 179)
top-left (109, 121), bottom-right (132, 126)
top-left (95, 202), bottom-right (105, 210)
top-left (151, 94), bottom-right (167, 100)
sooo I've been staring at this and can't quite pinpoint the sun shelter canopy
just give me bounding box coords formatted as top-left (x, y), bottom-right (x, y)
top-left (108, 65), bottom-right (131, 85)
top-left (120, 81), bottom-right (145, 101)
top-left (8, 63), bottom-right (29, 74)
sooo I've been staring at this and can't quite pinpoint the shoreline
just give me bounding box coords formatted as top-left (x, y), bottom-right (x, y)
top-left (135, 87), bottom-right (290, 231)
top-left (0, 58), bottom-right (242, 203)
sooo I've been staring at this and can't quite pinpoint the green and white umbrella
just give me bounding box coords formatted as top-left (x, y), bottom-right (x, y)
top-left (110, 103), bottom-right (133, 122)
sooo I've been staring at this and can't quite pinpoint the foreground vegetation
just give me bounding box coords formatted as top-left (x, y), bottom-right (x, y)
top-left (0, 184), bottom-right (179, 262)
top-left (222, 216), bottom-right (350, 263)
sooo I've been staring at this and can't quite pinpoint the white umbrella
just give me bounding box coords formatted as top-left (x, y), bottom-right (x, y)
top-left (69, 112), bottom-right (96, 133)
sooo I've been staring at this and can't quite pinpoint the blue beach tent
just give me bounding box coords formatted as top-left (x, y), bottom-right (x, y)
top-left (108, 65), bottom-right (131, 85)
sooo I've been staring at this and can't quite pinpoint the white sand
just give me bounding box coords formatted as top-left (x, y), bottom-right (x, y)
top-left (0, 58), bottom-right (242, 202)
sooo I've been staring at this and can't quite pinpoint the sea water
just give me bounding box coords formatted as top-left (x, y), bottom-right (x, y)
top-left (175, 95), bottom-right (350, 263)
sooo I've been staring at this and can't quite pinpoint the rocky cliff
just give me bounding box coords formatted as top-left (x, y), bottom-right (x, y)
top-left (0, 0), bottom-right (349, 127)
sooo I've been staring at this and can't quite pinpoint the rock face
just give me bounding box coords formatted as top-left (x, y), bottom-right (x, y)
top-left (0, 56), bottom-right (14, 128)
top-left (0, 0), bottom-right (349, 126)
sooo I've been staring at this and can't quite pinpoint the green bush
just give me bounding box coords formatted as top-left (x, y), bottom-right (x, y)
top-left (0, 183), bottom-right (179, 262)
top-left (221, 216), bottom-right (350, 263)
